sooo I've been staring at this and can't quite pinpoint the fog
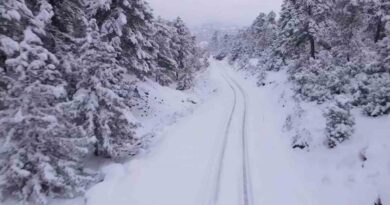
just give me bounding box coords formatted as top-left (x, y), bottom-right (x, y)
top-left (146, 0), bottom-right (283, 27)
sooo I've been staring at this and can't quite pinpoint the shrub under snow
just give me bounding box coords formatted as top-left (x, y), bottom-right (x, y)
top-left (324, 98), bottom-right (355, 148)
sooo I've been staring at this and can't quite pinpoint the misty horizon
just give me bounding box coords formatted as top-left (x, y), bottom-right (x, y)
top-left (146, 0), bottom-right (283, 27)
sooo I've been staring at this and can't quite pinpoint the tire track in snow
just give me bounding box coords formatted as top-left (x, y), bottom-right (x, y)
top-left (207, 66), bottom-right (253, 205)
top-left (208, 69), bottom-right (238, 205)
top-left (224, 71), bottom-right (254, 205)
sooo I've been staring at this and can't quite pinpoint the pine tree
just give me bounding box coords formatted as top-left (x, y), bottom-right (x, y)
top-left (249, 12), bottom-right (278, 57)
top-left (0, 0), bottom-right (99, 204)
top-left (152, 18), bottom-right (180, 86)
top-left (356, 0), bottom-right (390, 116)
top-left (173, 17), bottom-right (201, 90)
top-left (85, 0), bottom-right (158, 78)
top-left (0, 0), bottom-right (205, 204)
top-left (209, 31), bottom-right (221, 54)
top-left (277, 0), bottom-right (332, 60)
top-left (66, 19), bottom-right (145, 160)
top-left (152, 18), bottom-right (207, 88)
top-left (377, 21), bottom-right (390, 73)
top-left (362, 0), bottom-right (389, 43)
top-left (328, 0), bottom-right (363, 62)
top-left (276, 0), bottom-right (303, 60)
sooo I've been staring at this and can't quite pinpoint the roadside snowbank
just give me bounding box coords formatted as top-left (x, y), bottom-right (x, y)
top-left (231, 59), bottom-right (390, 205)
top-left (44, 67), bottom-right (220, 205)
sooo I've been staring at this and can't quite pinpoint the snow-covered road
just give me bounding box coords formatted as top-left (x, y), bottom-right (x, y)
top-left (206, 65), bottom-right (253, 205)
top-left (82, 60), bottom-right (315, 205)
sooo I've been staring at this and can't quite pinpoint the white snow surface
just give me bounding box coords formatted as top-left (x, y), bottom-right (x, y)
top-left (7, 59), bottom-right (390, 205)
top-left (0, 36), bottom-right (19, 56)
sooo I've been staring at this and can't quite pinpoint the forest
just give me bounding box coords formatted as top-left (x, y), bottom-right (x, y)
top-left (210, 0), bottom-right (389, 148)
top-left (0, 0), bottom-right (207, 204)
top-left (1, 0), bottom-right (389, 204)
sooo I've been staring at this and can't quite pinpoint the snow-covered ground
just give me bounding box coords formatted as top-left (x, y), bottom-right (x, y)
top-left (13, 59), bottom-right (389, 205)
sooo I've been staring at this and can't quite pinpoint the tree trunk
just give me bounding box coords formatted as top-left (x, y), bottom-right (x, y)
top-left (309, 35), bottom-right (315, 59)
top-left (374, 19), bottom-right (383, 43)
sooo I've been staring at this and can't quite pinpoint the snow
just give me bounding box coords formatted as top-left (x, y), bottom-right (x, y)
top-left (50, 85), bottom-right (67, 98)
top-left (0, 128), bottom-right (14, 154)
top-left (46, 59), bottom-right (314, 205)
top-left (123, 0), bottom-right (130, 7)
top-left (5, 59), bottom-right (388, 205)
top-left (75, 62), bottom-right (231, 205)
top-left (112, 12), bottom-right (127, 36)
top-left (35, 3), bottom-right (54, 24)
top-left (129, 69), bottom-right (214, 138)
top-left (1, 0), bottom-right (388, 203)
top-left (12, 109), bottom-right (23, 122)
top-left (1, 9), bottom-right (21, 21)
top-left (221, 60), bottom-right (316, 205)
top-left (118, 13), bottom-right (127, 25)
top-left (232, 58), bottom-right (390, 205)
top-left (300, 112), bottom-right (390, 205)
top-left (98, 0), bottom-right (112, 10)
top-left (24, 28), bottom-right (43, 44)
top-left (0, 36), bottom-right (19, 55)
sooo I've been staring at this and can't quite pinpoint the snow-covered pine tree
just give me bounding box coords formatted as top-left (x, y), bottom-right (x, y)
top-left (228, 30), bottom-right (248, 62)
top-left (329, 0), bottom-right (364, 62)
top-left (152, 18), bottom-right (180, 86)
top-left (209, 31), bottom-right (234, 60)
top-left (248, 12), bottom-right (270, 57)
top-left (173, 17), bottom-right (202, 90)
top-left (0, 0), bottom-right (99, 204)
top-left (65, 18), bottom-right (145, 160)
top-left (251, 13), bottom-right (267, 34)
top-left (43, 0), bottom-right (91, 100)
top-left (355, 0), bottom-right (390, 116)
top-left (153, 17), bottom-right (207, 88)
top-left (209, 31), bottom-right (220, 53)
top-left (277, 0), bottom-right (332, 60)
top-left (85, 0), bottom-right (158, 78)
top-left (219, 34), bottom-right (235, 58)
top-left (276, 0), bottom-right (303, 60)
top-left (357, 16), bottom-right (389, 116)
top-left (377, 17), bottom-right (390, 73)
top-left (215, 11), bottom-right (278, 69)
top-left (243, 11), bottom-right (278, 60)
top-left (362, 0), bottom-right (389, 43)
top-left (255, 12), bottom-right (277, 55)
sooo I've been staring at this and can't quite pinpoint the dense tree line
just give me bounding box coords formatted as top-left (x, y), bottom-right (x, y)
top-left (211, 0), bottom-right (389, 148)
top-left (0, 0), bottom-right (207, 204)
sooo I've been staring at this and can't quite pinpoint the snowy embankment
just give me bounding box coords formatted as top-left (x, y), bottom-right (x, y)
top-left (47, 66), bottom-right (221, 205)
top-left (235, 58), bottom-right (390, 205)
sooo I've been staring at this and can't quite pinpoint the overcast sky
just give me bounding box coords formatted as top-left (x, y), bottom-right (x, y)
top-left (146, 0), bottom-right (283, 27)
